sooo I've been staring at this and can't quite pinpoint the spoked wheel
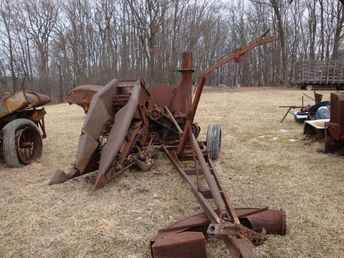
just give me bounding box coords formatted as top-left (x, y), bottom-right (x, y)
top-left (16, 125), bottom-right (42, 164)
top-left (2, 119), bottom-right (42, 167)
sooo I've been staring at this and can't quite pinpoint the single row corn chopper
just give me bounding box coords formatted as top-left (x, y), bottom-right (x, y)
top-left (50, 31), bottom-right (286, 258)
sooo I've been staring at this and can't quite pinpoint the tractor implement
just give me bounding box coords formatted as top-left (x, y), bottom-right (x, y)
top-left (49, 32), bottom-right (286, 257)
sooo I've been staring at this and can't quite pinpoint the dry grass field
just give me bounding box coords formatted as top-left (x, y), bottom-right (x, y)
top-left (1, 88), bottom-right (344, 258)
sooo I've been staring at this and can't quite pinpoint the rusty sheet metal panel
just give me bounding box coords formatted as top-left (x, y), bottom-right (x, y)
top-left (49, 79), bottom-right (139, 185)
top-left (65, 85), bottom-right (103, 113)
top-left (151, 231), bottom-right (207, 258)
top-left (75, 79), bottom-right (119, 172)
top-left (327, 93), bottom-right (344, 141)
top-left (0, 91), bottom-right (28, 119)
top-left (95, 81), bottom-right (142, 188)
top-left (117, 80), bottom-right (136, 93)
top-left (148, 53), bottom-right (193, 116)
top-left (68, 85), bottom-right (103, 94)
top-left (0, 90), bottom-right (50, 119)
top-left (149, 85), bottom-right (176, 110)
top-left (65, 81), bottom-right (135, 113)
top-left (25, 91), bottom-right (50, 107)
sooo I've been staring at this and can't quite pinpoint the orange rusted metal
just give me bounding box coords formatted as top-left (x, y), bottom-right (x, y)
top-left (325, 93), bottom-right (344, 152)
top-left (65, 85), bottom-right (103, 113)
top-left (0, 90), bottom-right (50, 119)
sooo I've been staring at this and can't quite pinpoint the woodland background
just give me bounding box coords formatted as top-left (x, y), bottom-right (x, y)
top-left (0, 0), bottom-right (343, 101)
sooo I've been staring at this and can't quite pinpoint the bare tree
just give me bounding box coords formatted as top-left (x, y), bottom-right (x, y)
top-left (0, 0), bottom-right (343, 99)
top-left (22, 0), bottom-right (59, 93)
top-left (332, 1), bottom-right (344, 59)
top-left (0, 0), bottom-right (17, 92)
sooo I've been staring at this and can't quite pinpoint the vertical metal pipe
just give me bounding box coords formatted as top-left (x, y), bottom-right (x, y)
top-left (173, 52), bottom-right (194, 115)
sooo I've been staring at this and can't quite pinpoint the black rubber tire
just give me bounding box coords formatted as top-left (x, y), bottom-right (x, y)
top-left (206, 124), bottom-right (222, 160)
top-left (2, 118), bottom-right (42, 167)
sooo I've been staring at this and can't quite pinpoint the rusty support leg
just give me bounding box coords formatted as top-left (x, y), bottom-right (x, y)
top-left (190, 132), bottom-right (237, 221)
top-left (208, 157), bottom-right (241, 224)
top-left (191, 76), bottom-right (207, 121)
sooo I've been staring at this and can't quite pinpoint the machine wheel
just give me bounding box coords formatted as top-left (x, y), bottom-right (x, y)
top-left (206, 124), bottom-right (222, 160)
top-left (2, 118), bottom-right (42, 167)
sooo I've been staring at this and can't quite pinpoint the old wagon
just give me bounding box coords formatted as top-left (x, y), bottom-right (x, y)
top-left (0, 90), bottom-right (50, 167)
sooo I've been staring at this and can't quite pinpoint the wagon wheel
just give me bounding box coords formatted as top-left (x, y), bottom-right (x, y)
top-left (206, 124), bottom-right (222, 160)
top-left (2, 118), bottom-right (42, 167)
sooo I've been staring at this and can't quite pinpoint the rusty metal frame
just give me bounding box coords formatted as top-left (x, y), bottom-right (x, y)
top-left (161, 111), bottom-right (276, 257)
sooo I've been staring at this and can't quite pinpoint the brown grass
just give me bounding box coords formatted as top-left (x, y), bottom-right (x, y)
top-left (1, 88), bottom-right (344, 258)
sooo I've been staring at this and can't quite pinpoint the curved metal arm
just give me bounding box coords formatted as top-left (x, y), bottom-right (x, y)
top-left (191, 31), bottom-right (276, 121)
top-left (203, 30), bottom-right (275, 77)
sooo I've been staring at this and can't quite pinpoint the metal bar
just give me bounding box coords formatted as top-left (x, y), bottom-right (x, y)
top-left (279, 106), bottom-right (303, 108)
top-left (164, 106), bottom-right (182, 133)
top-left (164, 105), bottom-right (191, 155)
top-left (224, 237), bottom-right (256, 258)
top-left (191, 76), bottom-right (207, 122)
top-left (177, 122), bottom-right (191, 154)
top-left (163, 145), bottom-right (220, 224)
top-left (165, 106), bottom-right (228, 214)
top-left (280, 107), bottom-right (292, 123)
top-left (208, 158), bottom-right (240, 224)
top-left (203, 31), bottom-right (275, 77)
top-left (303, 93), bottom-right (314, 101)
top-left (302, 95), bottom-right (304, 108)
top-left (189, 132), bottom-right (227, 212)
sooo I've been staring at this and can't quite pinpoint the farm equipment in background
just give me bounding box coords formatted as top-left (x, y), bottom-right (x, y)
top-left (324, 93), bottom-right (344, 152)
top-left (0, 90), bottom-right (50, 167)
top-left (65, 85), bottom-right (103, 113)
top-left (49, 32), bottom-right (286, 258)
top-left (280, 91), bottom-right (332, 137)
top-left (279, 91), bottom-right (329, 123)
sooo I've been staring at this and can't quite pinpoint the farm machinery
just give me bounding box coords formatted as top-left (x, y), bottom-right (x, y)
top-left (279, 91), bottom-right (329, 123)
top-left (0, 90), bottom-right (50, 167)
top-left (50, 32), bottom-right (286, 258)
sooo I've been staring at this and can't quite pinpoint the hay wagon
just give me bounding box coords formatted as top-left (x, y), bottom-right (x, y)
top-left (294, 61), bottom-right (344, 90)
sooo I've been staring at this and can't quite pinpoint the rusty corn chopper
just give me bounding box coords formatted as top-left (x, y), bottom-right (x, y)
top-left (49, 31), bottom-right (286, 258)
